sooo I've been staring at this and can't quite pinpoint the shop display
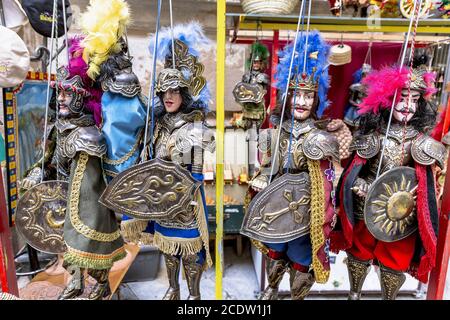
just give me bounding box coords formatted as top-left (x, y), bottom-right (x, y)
top-left (101, 22), bottom-right (215, 300)
top-left (2, 0), bottom-right (450, 302)
top-left (331, 53), bottom-right (446, 300)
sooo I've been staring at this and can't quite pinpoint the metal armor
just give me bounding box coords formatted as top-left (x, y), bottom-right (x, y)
top-left (350, 123), bottom-right (446, 240)
top-left (244, 118), bottom-right (339, 241)
top-left (16, 115), bottom-right (106, 254)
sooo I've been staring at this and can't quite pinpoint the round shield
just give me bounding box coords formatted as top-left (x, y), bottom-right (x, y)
top-left (364, 166), bottom-right (418, 243)
top-left (241, 173), bottom-right (311, 243)
top-left (233, 82), bottom-right (266, 105)
top-left (99, 158), bottom-right (201, 220)
top-left (16, 180), bottom-right (68, 254)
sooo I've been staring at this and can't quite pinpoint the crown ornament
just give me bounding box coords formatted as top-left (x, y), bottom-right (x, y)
top-left (289, 67), bottom-right (319, 92)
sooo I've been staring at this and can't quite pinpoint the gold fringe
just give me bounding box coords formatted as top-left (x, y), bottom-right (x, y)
top-left (307, 159), bottom-right (330, 284)
top-left (194, 192), bottom-right (213, 268)
top-left (139, 232), bottom-right (154, 246)
top-left (70, 152), bottom-right (121, 242)
top-left (120, 219), bottom-right (152, 245)
top-left (63, 244), bottom-right (126, 270)
top-left (153, 232), bottom-right (203, 257)
top-left (251, 239), bottom-right (269, 255)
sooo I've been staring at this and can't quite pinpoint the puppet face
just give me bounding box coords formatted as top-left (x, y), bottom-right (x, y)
top-left (393, 88), bottom-right (420, 124)
top-left (291, 90), bottom-right (315, 120)
top-left (57, 89), bottom-right (75, 118)
top-left (163, 88), bottom-right (183, 113)
top-left (252, 59), bottom-right (263, 72)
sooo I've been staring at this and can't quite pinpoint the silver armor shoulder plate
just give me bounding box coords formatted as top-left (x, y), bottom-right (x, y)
top-left (63, 126), bottom-right (107, 159)
top-left (411, 135), bottom-right (446, 169)
top-left (255, 72), bottom-right (270, 86)
top-left (350, 134), bottom-right (380, 159)
top-left (302, 129), bottom-right (340, 162)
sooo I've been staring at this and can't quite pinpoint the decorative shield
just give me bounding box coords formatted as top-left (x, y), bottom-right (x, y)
top-left (241, 173), bottom-right (311, 243)
top-left (233, 82), bottom-right (266, 105)
top-left (15, 181), bottom-right (68, 254)
top-left (99, 158), bottom-right (201, 220)
top-left (364, 166), bottom-right (418, 242)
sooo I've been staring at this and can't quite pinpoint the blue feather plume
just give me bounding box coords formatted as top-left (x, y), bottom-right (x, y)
top-left (149, 21), bottom-right (212, 110)
top-left (275, 30), bottom-right (331, 117)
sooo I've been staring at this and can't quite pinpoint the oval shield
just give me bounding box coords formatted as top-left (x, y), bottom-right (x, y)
top-left (241, 173), bottom-right (311, 243)
top-left (99, 158), bottom-right (201, 220)
top-left (364, 166), bottom-right (418, 242)
top-left (233, 82), bottom-right (266, 105)
top-left (16, 180), bottom-right (68, 254)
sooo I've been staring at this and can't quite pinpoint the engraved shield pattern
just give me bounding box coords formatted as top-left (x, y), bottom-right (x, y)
top-left (16, 181), bottom-right (68, 254)
top-left (241, 173), bottom-right (312, 243)
top-left (100, 158), bottom-right (201, 220)
top-left (364, 166), bottom-right (418, 242)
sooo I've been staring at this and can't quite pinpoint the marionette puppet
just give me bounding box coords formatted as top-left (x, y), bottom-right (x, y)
top-left (80, 0), bottom-right (147, 183)
top-left (344, 63), bottom-right (372, 129)
top-left (100, 22), bottom-right (215, 300)
top-left (19, 36), bottom-right (125, 300)
top-left (331, 53), bottom-right (446, 300)
top-left (241, 30), bottom-right (343, 300)
top-left (232, 42), bottom-right (270, 130)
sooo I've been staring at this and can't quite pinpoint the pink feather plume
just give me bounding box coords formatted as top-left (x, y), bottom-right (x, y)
top-left (358, 66), bottom-right (409, 115)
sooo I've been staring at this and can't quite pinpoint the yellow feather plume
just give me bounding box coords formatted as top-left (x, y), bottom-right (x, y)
top-left (80, 0), bottom-right (131, 80)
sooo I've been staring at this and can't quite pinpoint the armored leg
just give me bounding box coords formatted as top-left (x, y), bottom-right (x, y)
top-left (260, 256), bottom-right (288, 300)
top-left (289, 266), bottom-right (315, 300)
top-left (182, 254), bottom-right (203, 300)
top-left (346, 253), bottom-right (371, 300)
top-left (87, 268), bottom-right (111, 300)
top-left (162, 253), bottom-right (181, 300)
top-left (58, 266), bottom-right (85, 300)
top-left (379, 264), bottom-right (406, 300)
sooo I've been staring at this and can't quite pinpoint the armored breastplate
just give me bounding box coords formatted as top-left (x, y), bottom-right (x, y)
top-left (154, 110), bottom-right (214, 172)
top-left (378, 124), bottom-right (416, 174)
top-left (278, 119), bottom-right (314, 174)
top-left (54, 116), bottom-right (106, 179)
top-left (275, 119), bottom-right (339, 175)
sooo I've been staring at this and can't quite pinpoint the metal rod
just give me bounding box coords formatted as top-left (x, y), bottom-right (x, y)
top-left (142, 0), bottom-right (162, 162)
top-left (268, 0), bottom-right (306, 183)
top-left (62, 0), bottom-right (70, 64)
top-left (375, 0), bottom-right (421, 179)
top-left (41, 0), bottom-right (58, 182)
top-left (169, 0), bottom-right (176, 68)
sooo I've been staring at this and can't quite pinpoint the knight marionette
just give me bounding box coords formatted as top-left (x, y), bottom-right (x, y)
top-left (19, 37), bottom-right (125, 300)
top-left (232, 42), bottom-right (270, 130)
top-left (331, 55), bottom-right (446, 300)
top-left (100, 22), bottom-right (215, 300)
top-left (80, 0), bottom-right (147, 183)
top-left (241, 31), bottom-right (343, 300)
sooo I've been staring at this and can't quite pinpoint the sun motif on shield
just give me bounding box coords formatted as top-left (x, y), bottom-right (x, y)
top-left (370, 174), bottom-right (418, 236)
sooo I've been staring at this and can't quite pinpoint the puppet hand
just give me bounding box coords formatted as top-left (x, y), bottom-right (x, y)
top-left (20, 168), bottom-right (42, 191)
top-left (352, 178), bottom-right (370, 198)
top-left (250, 175), bottom-right (269, 192)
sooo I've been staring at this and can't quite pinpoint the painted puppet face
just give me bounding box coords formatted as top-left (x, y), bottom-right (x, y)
top-left (393, 88), bottom-right (420, 124)
top-left (290, 90), bottom-right (315, 120)
top-left (163, 88), bottom-right (183, 113)
top-left (252, 60), bottom-right (263, 72)
top-left (57, 89), bottom-right (74, 118)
